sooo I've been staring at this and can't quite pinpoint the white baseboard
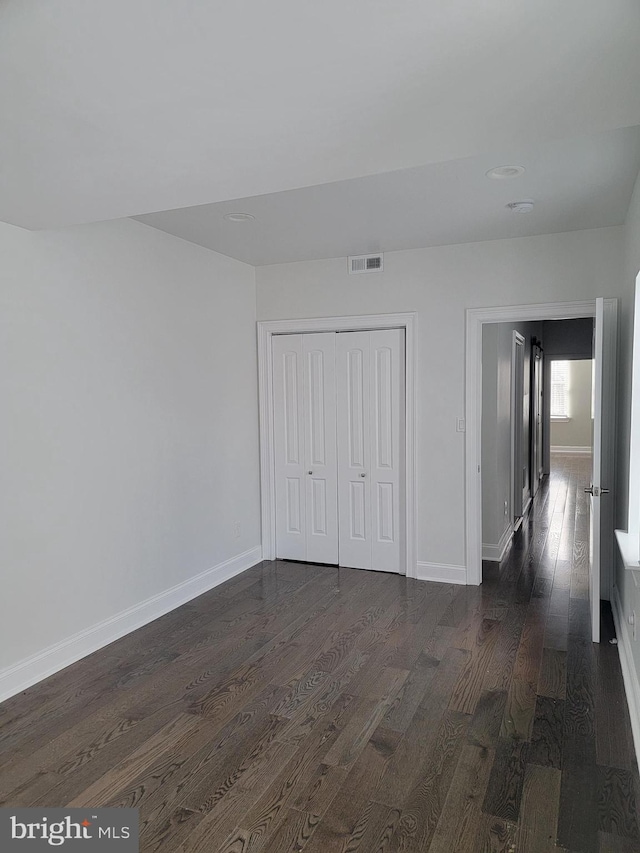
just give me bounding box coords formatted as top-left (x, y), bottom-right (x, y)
top-left (550, 445), bottom-right (592, 455)
top-left (611, 585), bottom-right (640, 769)
top-left (416, 562), bottom-right (466, 585)
top-left (0, 545), bottom-right (263, 705)
top-left (482, 524), bottom-right (514, 563)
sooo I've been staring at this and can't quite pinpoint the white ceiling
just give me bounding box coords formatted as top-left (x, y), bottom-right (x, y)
top-left (1, 1), bottom-right (639, 231)
top-left (134, 127), bottom-right (640, 265)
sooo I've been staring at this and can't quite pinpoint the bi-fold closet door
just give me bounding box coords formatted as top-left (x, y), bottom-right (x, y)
top-left (272, 332), bottom-right (338, 564)
top-left (272, 328), bottom-right (404, 573)
top-left (336, 329), bottom-right (405, 572)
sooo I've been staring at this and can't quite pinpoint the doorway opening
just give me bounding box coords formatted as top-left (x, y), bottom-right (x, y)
top-left (466, 300), bottom-right (617, 643)
top-left (549, 356), bottom-right (594, 470)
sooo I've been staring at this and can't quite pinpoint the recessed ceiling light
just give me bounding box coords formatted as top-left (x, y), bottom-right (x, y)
top-left (507, 200), bottom-right (535, 214)
top-left (224, 212), bottom-right (255, 222)
top-left (486, 165), bottom-right (526, 180)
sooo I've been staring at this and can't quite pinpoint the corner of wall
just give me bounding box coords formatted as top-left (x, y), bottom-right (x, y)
top-left (482, 522), bottom-right (513, 562)
top-left (0, 546), bottom-right (263, 704)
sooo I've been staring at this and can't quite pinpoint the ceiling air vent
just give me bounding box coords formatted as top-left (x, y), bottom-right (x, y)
top-left (348, 253), bottom-right (384, 274)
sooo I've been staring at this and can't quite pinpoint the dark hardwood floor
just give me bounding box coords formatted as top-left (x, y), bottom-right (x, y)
top-left (1, 454), bottom-right (638, 851)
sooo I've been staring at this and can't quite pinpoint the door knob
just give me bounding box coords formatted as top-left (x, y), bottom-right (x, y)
top-left (584, 486), bottom-right (594, 495)
top-left (360, 473), bottom-right (367, 478)
top-left (585, 485), bottom-right (601, 496)
top-left (308, 470), bottom-right (313, 475)
top-left (600, 488), bottom-right (610, 495)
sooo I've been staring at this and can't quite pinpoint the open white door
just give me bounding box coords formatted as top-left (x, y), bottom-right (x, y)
top-left (589, 298), bottom-right (617, 643)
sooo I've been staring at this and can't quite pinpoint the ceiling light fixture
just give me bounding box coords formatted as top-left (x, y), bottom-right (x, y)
top-left (486, 165), bottom-right (526, 180)
top-left (224, 212), bottom-right (255, 222)
top-left (507, 200), bottom-right (535, 214)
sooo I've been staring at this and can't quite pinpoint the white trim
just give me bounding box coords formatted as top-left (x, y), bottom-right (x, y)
top-left (611, 585), bottom-right (640, 769)
top-left (0, 545), bottom-right (262, 704)
top-left (483, 523), bottom-right (514, 562)
top-left (550, 416), bottom-right (571, 422)
top-left (550, 445), bottom-right (592, 455)
top-left (416, 562), bottom-right (466, 585)
top-left (258, 313), bottom-right (417, 578)
top-left (466, 300), bottom-right (597, 586)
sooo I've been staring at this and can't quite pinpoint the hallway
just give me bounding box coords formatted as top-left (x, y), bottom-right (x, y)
top-left (0, 458), bottom-right (638, 852)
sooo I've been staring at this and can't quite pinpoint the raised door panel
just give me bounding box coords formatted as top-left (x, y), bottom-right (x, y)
top-left (337, 331), bottom-right (372, 569)
top-left (285, 478), bottom-right (302, 534)
top-left (273, 334), bottom-right (306, 560)
top-left (370, 329), bottom-right (404, 573)
top-left (349, 480), bottom-right (367, 540)
top-left (303, 333), bottom-right (338, 564)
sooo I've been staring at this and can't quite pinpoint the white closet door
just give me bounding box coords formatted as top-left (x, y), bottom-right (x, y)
top-left (337, 331), bottom-right (372, 569)
top-left (273, 334), bottom-right (306, 560)
top-left (337, 329), bottom-right (405, 573)
top-left (273, 333), bottom-right (338, 563)
top-left (302, 333), bottom-right (338, 564)
top-left (370, 329), bottom-right (405, 572)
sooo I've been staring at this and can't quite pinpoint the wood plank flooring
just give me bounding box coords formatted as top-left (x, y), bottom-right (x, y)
top-left (1, 454), bottom-right (638, 851)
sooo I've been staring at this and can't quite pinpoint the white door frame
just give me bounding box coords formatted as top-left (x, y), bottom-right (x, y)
top-left (258, 312), bottom-right (417, 577)
top-left (511, 331), bottom-right (526, 528)
top-left (465, 300), bottom-right (597, 586)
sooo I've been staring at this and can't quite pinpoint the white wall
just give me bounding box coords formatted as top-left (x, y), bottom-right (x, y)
top-left (481, 325), bottom-right (505, 553)
top-left (0, 218), bottom-right (260, 679)
top-left (257, 226), bottom-right (624, 572)
top-left (481, 321), bottom-right (541, 558)
top-left (616, 167), bottom-right (640, 691)
top-left (550, 359), bottom-right (593, 449)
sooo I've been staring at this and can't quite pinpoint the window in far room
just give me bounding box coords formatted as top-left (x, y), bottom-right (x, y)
top-left (550, 360), bottom-right (570, 420)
